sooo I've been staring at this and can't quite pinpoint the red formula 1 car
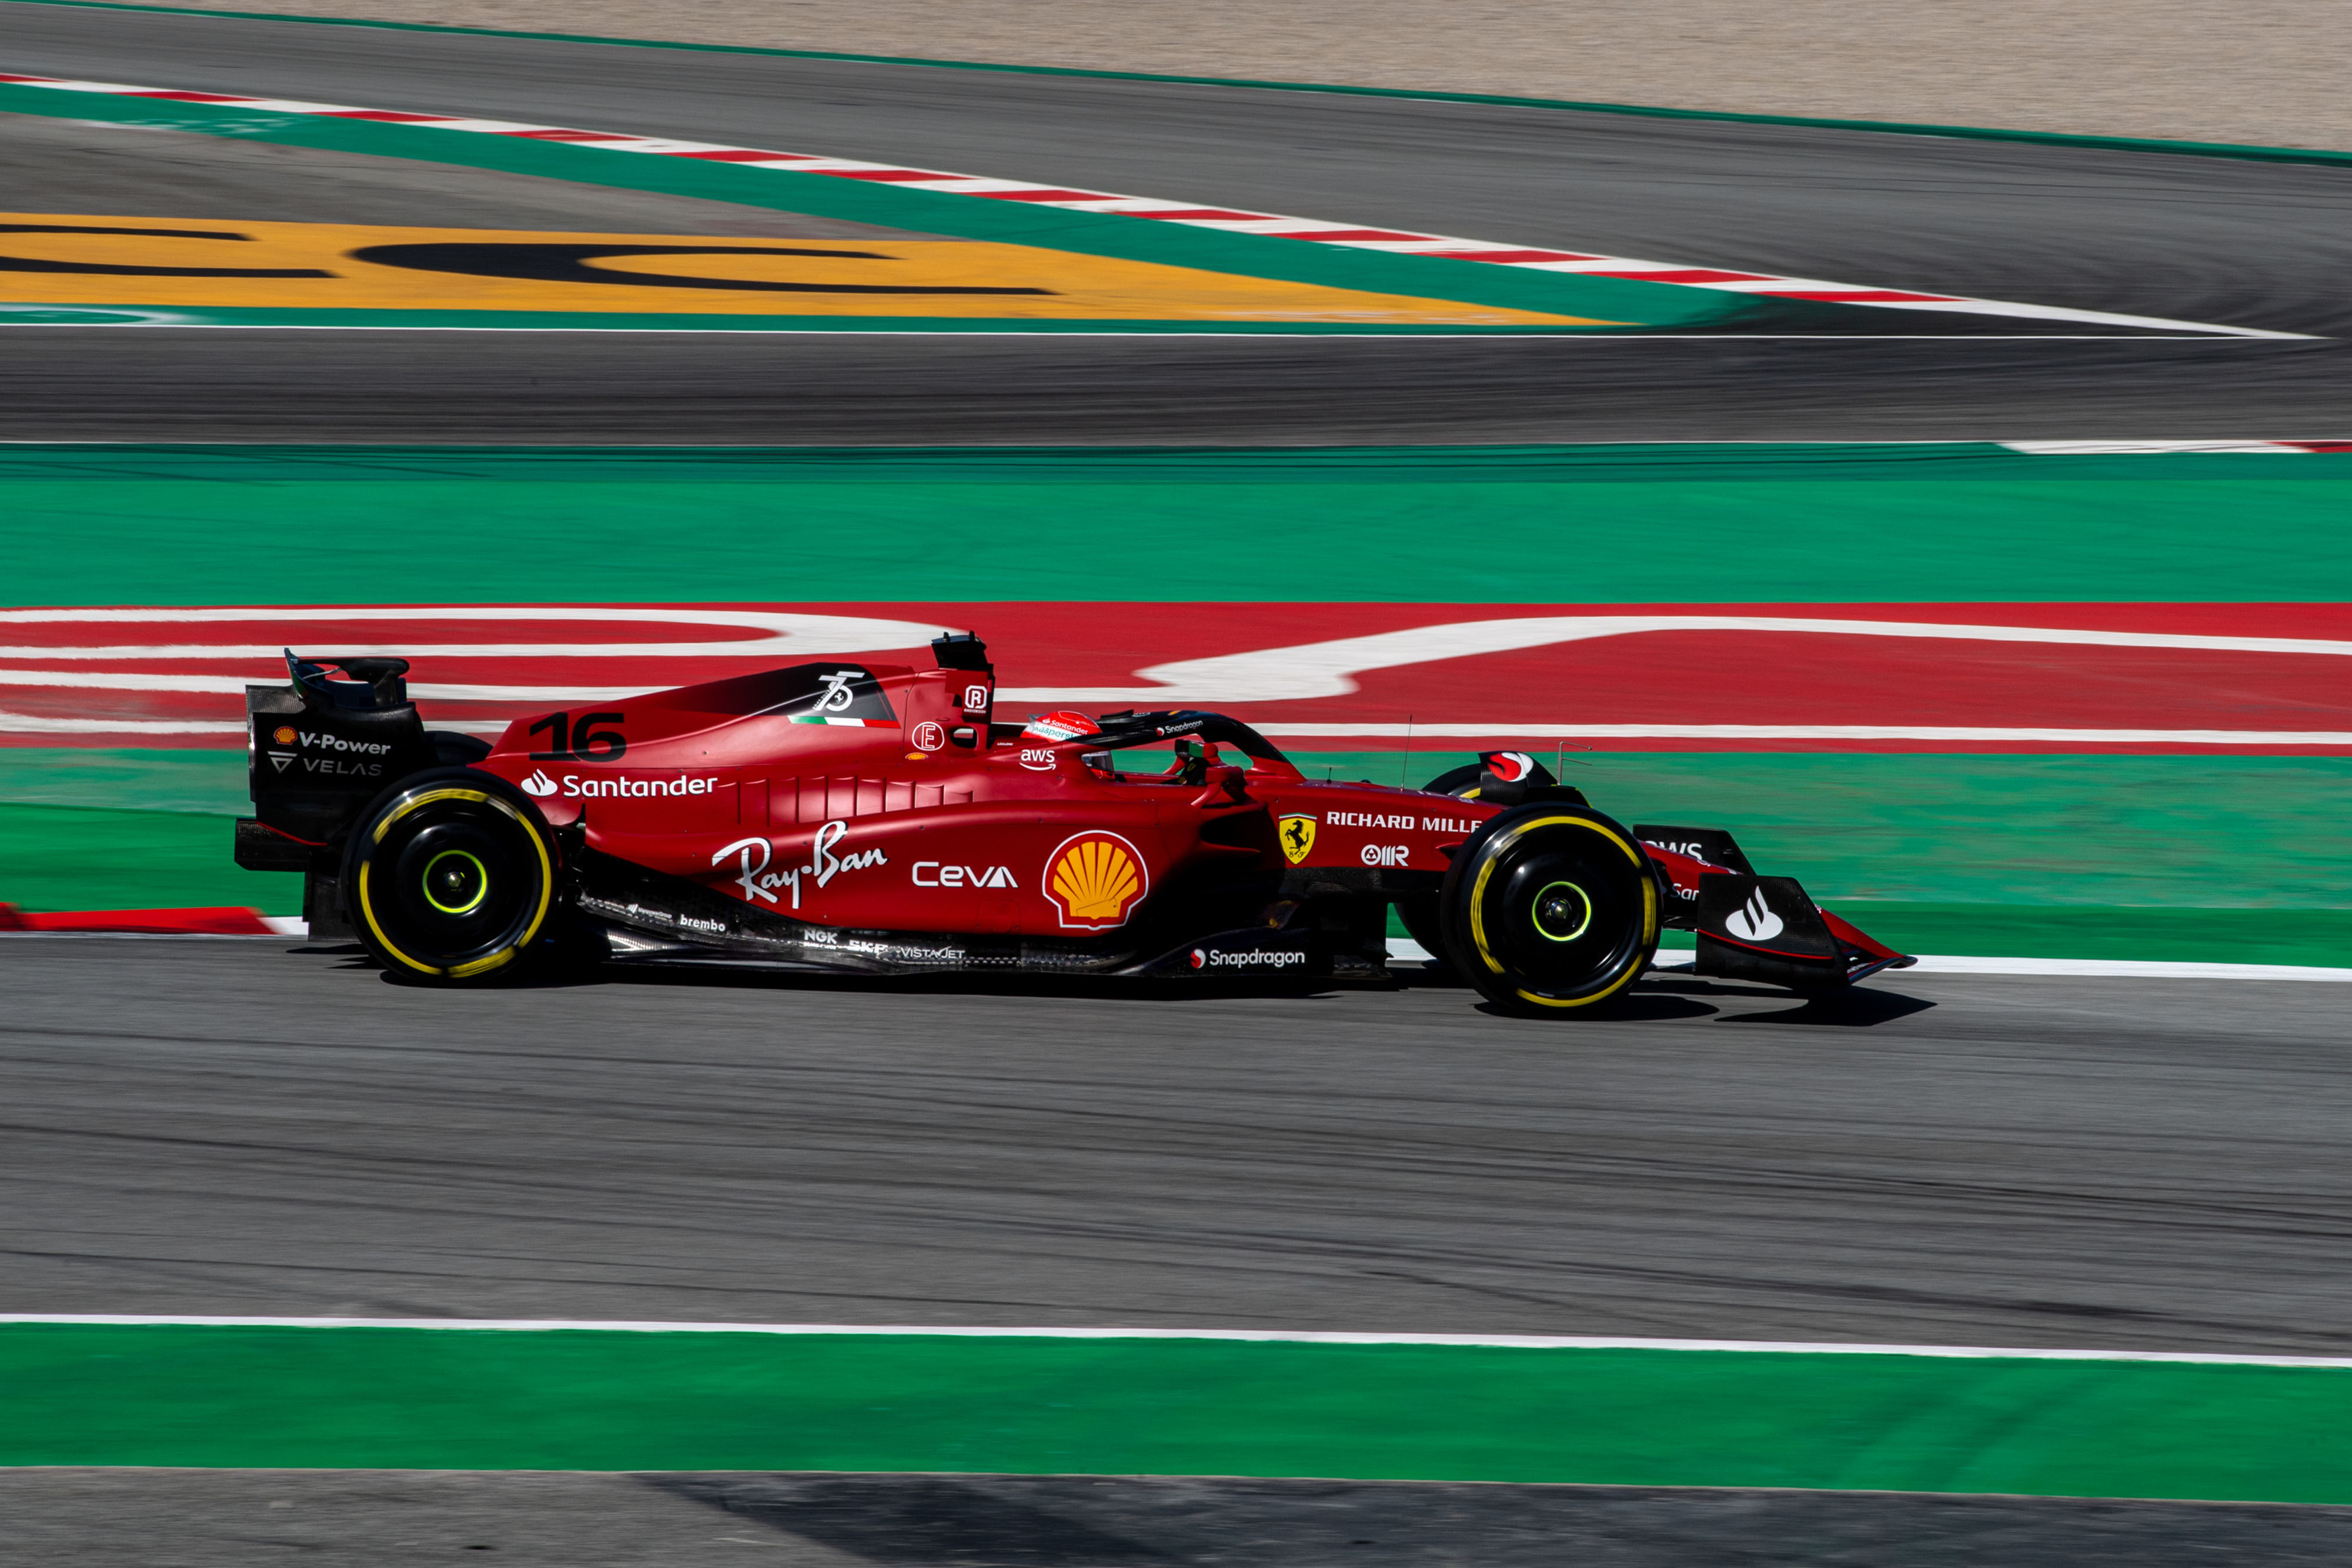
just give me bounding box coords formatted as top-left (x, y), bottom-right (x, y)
top-left (233, 634), bottom-right (1912, 1016)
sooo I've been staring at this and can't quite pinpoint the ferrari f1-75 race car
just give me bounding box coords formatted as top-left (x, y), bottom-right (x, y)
top-left (233, 634), bottom-right (1913, 1017)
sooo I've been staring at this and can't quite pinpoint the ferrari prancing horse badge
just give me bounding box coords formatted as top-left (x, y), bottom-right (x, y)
top-left (1278, 814), bottom-right (1317, 865)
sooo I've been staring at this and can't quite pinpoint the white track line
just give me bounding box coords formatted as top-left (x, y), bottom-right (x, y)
top-left (11, 608), bottom-right (2351, 750)
top-left (1385, 938), bottom-right (2352, 982)
top-left (0, 71), bottom-right (2300, 339)
top-left (1259, 724), bottom-right (2352, 745)
top-left (11, 927), bottom-right (2340, 979)
top-left (5, 1315), bottom-right (2348, 1367)
top-left (11, 713), bottom-right (2348, 745)
top-left (2002, 440), bottom-right (2352, 454)
top-left (15, 922), bottom-right (2338, 983)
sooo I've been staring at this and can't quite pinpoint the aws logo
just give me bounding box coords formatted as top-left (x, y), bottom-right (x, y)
top-left (1043, 831), bottom-right (1148, 930)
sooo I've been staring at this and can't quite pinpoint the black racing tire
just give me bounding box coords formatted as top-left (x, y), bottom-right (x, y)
top-left (343, 768), bottom-right (560, 985)
top-left (1394, 892), bottom-right (1449, 967)
top-left (1438, 804), bottom-right (1661, 1018)
top-left (1421, 763), bottom-right (1487, 800)
top-left (1391, 764), bottom-right (1487, 977)
top-left (429, 730), bottom-right (493, 766)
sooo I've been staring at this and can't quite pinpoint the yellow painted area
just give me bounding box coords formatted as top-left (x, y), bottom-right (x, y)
top-left (0, 213), bottom-right (1608, 323)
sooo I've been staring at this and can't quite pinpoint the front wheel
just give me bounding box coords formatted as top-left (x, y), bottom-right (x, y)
top-left (344, 770), bottom-right (559, 984)
top-left (1438, 805), bottom-right (1659, 1017)
top-left (1392, 764), bottom-right (1489, 976)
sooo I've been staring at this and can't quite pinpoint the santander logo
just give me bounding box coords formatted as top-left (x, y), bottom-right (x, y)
top-left (521, 768), bottom-right (559, 798)
top-left (1725, 885), bottom-right (1784, 942)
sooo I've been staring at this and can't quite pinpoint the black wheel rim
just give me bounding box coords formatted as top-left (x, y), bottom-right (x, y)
top-left (1474, 822), bottom-right (1649, 1001)
top-left (359, 793), bottom-right (546, 974)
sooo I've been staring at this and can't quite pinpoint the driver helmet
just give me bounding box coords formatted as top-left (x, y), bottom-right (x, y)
top-left (1022, 710), bottom-right (1100, 743)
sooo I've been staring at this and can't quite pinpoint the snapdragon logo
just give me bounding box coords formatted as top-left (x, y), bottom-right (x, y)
top-left (713, 820), bottom-right (887, 910)
top-left (1190, 947), bottom-right (1309, 970)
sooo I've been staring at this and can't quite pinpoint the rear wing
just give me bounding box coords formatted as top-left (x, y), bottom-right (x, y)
top-left (233, 652), bottom-right (440, 941)
top-left (1638, 823), bottom-right (1914, 989)
top-left (239, 651), bottom-right (432, 857)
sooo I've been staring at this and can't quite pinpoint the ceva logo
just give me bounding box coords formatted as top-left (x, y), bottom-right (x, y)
top-left (521, 768), bottom-right (559, 798)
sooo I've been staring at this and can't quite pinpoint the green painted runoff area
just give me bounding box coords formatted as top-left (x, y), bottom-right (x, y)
top-left (3, 1325), bottom-right (2350, 1502)
top-left (8, 443), bottom-right (2352, 605)
top-left (0, 82), bottom-right (1739, 332)
top-left (5, 443), bottom-right (2349, 958)
top-left (6, 751), bottom-right (2348, 964)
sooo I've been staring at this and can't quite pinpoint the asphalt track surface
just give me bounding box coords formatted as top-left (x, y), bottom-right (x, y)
top-left (11, 1467), bottom-right (2352, 1566)
top-left (3, 0), bottom-right (2351, 439)
top-left (9, 937), bottom-right (2351, 1352)
top-left (9, 9), bottom-right (2352, 1556)
top-left (9, 937), bottom-right (2352, 1559)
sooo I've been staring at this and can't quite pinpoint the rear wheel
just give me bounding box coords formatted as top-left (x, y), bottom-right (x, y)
top-left (345, 771), bottom-right (557, 984)
top-left (1439, 805), bottom-right (1659, 1017)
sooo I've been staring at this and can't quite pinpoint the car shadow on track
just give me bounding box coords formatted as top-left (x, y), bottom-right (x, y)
top-left (1644, 975), bottom-right (1939, 1027)
top-left (1468, 992), bottom-right (1720, 1022)
top-left (315, 943), bottom-right (1932, 1022)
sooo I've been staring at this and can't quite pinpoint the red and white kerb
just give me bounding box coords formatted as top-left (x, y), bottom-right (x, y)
top-left (0, 71), bottom-right (2293, 337)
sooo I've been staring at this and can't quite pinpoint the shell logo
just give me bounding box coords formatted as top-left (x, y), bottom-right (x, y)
top-left (272, 726), bottom-right (297, 745)
top-left (1044, 830), bottom-right (1149, 930)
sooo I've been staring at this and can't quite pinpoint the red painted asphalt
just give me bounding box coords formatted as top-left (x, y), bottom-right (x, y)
top-left (4, 601), bottom-right (2347, 753)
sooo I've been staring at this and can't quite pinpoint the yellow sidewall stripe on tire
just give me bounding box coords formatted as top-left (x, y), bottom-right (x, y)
top-left (1466, 814), bottom-right (1659, 1009)
top-left (358, 787), bottom-right (553, 979)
